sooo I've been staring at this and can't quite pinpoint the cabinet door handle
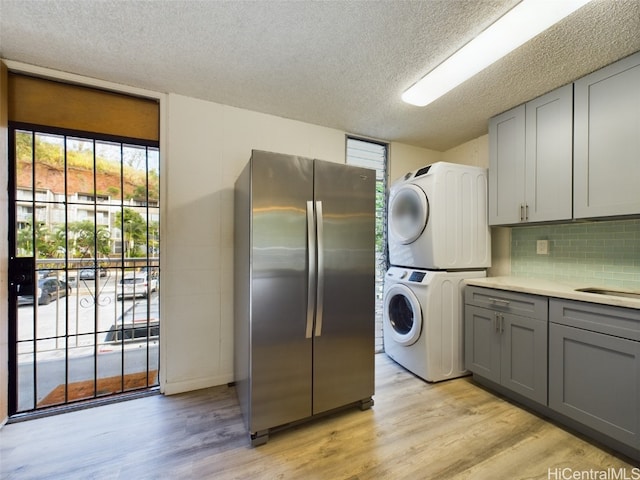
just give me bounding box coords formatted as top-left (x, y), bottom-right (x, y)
top-left (500, 314), bottom-right (505, 334)
top-left (489, 298), bottom-right (510, 306)
top-left (520, 204), bottom-right (524, 222)
top-left (494, 313), bottom-right (500, 332)
top-left (525, 204), bottom-right (529, 221)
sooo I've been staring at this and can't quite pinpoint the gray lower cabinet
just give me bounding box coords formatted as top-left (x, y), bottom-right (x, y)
top-left (549, 299), bottom-right (640, 450)
top-left (465, 287), bottom-right (548, 405)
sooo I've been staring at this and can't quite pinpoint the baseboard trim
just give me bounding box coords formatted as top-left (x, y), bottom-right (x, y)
top-left (163, 373), bottom-right (233, 395)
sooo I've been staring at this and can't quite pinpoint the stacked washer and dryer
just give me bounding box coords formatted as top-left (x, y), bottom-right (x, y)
top-left (383, 162), bottom-right (491, 382)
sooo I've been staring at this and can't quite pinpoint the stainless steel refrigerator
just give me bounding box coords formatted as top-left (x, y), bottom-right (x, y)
top-left (234, 150), bottom-right (375, 446)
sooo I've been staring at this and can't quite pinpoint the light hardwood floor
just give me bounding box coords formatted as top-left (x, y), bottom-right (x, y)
top-left (1, 354), bottom-right (637, 479)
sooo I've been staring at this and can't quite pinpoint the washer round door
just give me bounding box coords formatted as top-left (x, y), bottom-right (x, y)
top-left (384, 283), bottom-right (422, 346)
top-left (388, 184), bottom-right (429, 245)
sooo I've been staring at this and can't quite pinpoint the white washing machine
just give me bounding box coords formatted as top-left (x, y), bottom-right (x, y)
top-left (388, 162), bottom-right (491, 270)
top-left (383, 266), bottom-right (486, 382)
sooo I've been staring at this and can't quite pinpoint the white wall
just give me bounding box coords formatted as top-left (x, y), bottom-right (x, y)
top-left (163, 94), bottom-right (441, 393)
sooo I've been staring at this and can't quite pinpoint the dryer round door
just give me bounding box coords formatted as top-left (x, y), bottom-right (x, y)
top-left (388, 184), bottom-right (429, 245)
top-left (384, 283), bottom-right (422, 346)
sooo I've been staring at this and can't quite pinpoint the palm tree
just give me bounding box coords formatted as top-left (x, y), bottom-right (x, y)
top-left (67, 220), bottom-right (111, 258)
top-left (115, 208), bottom-right (147, 258)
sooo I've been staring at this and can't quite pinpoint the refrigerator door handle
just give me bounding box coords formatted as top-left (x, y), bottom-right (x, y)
top-left (305, 201), bottom-right (316, 339)
top-left (314, 201), bottom-right (325, 337)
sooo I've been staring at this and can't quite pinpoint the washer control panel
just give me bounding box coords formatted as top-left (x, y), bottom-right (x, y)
top-left (408, 271), bottom-right (426, 282)
top-left (386, 267), bottom-right (429, 284)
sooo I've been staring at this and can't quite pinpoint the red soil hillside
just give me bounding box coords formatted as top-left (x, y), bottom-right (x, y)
top-left (16, 159), bottom-right (146, 199)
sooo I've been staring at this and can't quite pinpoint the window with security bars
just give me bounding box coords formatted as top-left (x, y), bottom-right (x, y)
top-left (9, 127), bottom-right (160, 414)
top-left (7, 73), bottom-right (161, 416)
top-left (346, 137), bottom-right (388, 353)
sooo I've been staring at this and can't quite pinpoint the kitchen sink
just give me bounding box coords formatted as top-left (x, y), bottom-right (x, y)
top-left (575, 287), bottom-right (640, 299)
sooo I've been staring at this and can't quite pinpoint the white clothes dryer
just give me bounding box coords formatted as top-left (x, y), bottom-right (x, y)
top-left (383, 266), bottom-right (486, 382)
top-left (388, 162), bottom-right (491, 270)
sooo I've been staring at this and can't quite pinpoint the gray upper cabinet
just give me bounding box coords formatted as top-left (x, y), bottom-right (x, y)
top-left (489, 85), bottom-right (573, 226)
top-left (574, 51), bottom-right (640, 219)
top-left (525, 85), bottom-right (573, 222)
top-left (489, 105), bottom-right (525, 225)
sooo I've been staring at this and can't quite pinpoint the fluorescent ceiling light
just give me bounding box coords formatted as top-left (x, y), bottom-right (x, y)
top-left (402, 0), bottom-right (593, 107)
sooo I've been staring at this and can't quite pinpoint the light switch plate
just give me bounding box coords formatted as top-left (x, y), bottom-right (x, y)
top-left (536, 239), bottom-right (549, 255)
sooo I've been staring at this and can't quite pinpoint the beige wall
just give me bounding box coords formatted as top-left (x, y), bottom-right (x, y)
top-left (388, 142), bottom-right (441, 184)
top-left (0, 63), bottom-right (8, 426)
top-left (441, 134), bottom-right (489, 168)
top-left (442, 134), bottom-right (511, 277)
top-left (486, 227), bottom-right (511, 277)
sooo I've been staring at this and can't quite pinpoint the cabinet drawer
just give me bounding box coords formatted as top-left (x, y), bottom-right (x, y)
top-left (465, 286), bottom-right (547, 320)
top-left (550, 299), bottom-right (640, 341)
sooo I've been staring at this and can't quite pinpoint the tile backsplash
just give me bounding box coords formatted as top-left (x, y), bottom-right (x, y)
top-left (511, 219), bottom-right (640, 289)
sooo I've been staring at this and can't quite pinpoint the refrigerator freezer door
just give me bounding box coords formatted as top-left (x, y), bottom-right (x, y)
top-left (312, 159), bottom-right (376, 414)
top-left (249, 151), bottom-right (314, 432)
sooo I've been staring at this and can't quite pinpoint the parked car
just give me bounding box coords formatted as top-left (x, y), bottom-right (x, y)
top-left (138, 266), bottom-right (159, 279)
top-left (117, 273), bottom-right (158, 300)
top-left (38, 269), bottom-right (68, 280)
top-left (79, 268), bottom-right (107, 280)
top-left (18, 278), bottom-right (71, 306)
top-left (103, 297), bottom-right (160, 344)
top-left (36, 269), bottom-right (77, 286)
top-left (37, 269), bottom-right (53, 279)
top-left (63, 271), bottom-right (77, 286)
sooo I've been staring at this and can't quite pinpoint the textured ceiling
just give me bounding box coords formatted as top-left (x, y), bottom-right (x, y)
top-left (1, 0), bottom-right (639, 151)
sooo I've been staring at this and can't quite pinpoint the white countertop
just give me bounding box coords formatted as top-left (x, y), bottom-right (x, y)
top-left (465, 276), bottom-right (640, 310)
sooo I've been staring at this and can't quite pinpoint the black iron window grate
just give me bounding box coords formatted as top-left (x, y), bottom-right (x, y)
top-left (8, 124), bottom-right (160, 415)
